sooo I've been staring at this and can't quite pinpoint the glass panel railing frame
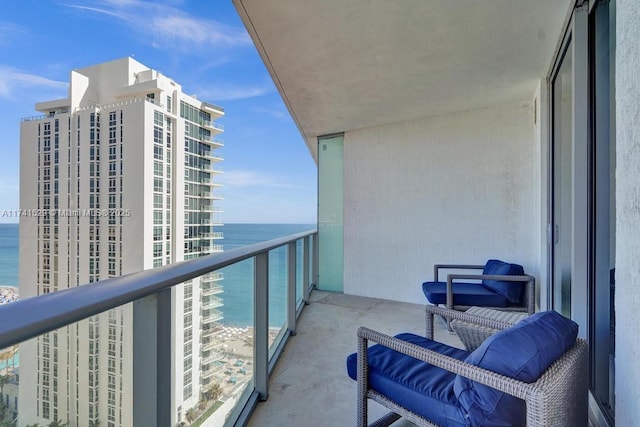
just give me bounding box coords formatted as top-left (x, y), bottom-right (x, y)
top-left (0, 229), bottom-right (317, 427)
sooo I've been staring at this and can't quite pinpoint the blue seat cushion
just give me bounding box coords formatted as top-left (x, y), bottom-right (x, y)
top-left (482, 259), bottom-right (525, 304)
top-left (453, 311), bottom-right (579, 426)
top-left (422, 281), bottom-right (509, 307)
top-left (347, 333), bottom-right (469, 426)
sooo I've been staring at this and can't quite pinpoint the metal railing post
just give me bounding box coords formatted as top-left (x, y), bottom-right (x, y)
top-left (303, 236), bottom-right (310, 304)
top-left (132, 289), bottom-right (173, 427)
top-left (287, 241), bottom-right (297, 335)
top-left (157, 288), bottom-right (174, 426)
top-left (312, 233), bottom-right (319, 288)
top-left (254, 252), bottom-right (269, 401)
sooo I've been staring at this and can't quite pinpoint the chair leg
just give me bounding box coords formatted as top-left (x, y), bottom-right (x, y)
top-left (443, 304), bottom-right (454, 333)
top-left (369, 412), bottom-right (402, 427)
top-left (357, 388), bottom-right (367, 427)
top-left (357, 336), bottom-right (369, 427)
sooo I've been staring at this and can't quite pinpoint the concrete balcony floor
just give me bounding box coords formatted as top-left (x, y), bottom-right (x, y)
top-left (247, 290), bottom-right (463, 427)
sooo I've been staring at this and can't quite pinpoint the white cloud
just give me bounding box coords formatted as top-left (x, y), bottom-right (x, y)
top-left (0, 66), bottom-right (67, 99)
top-left (0, 22), bottom-right (27, 45)
top-left (223, 170), bottom-right (296, 189)
top-left (64, 0), bottom-right (251, 50)
top-left (197, 82), bottom-right (274, 101)
top-left (250, 106), bottom-right (289, 120)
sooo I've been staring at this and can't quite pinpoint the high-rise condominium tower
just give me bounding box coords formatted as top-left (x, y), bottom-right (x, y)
top-left (18, 57), bottom-right (224, 426)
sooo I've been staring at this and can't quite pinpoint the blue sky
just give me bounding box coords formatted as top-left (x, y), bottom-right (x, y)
top-left (0, 0), bottom-right (317, 224)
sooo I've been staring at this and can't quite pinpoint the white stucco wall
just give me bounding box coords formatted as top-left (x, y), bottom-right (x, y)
top-left (615, 0), bottom-right (640, 424)
top-left (343, 101), bottom-right (539, 304)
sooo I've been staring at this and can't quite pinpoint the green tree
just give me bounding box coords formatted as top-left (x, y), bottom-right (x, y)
top-left (0, 374), bottom-right (9, 422)
top-left (205, 383), bottom-right (222, 402)
top-left (185, 407), bottom-right (197, 424)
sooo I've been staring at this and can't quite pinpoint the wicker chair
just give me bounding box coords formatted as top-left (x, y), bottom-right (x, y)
top-left (422, 260), bottom-right (536, 315)
top-left (348, 305), bottom-right (588, 426)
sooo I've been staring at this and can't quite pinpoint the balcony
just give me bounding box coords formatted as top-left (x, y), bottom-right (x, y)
top-left (246, 291), bottom-right (461, 426)
top-left (201, 281), bottom-right (223, 297)
top-left (210, 138), bottom-right (224, 148)
top-left (201, 119), bottom-right (224, 133)
top-left (0, 230), bottom-right (317, 426)
top-left (197, 191), bottom-right (223, 200)
top-left (198, 150), bottom-right (224, 162)
top-left (200, 335), bottom-right (224, 352)
top-left (201, 295), bottom-right (223, 310)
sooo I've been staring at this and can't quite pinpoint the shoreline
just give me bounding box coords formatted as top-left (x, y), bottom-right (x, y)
top-left (0, 286), bottom-right (19, 304)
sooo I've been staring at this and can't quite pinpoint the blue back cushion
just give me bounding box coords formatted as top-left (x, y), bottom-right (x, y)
top-left (482, 259), bottom-right (525, 304)
top-left (453, 311), bottom-right (578, 426)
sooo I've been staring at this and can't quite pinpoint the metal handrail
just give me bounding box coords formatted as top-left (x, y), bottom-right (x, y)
top-left (0, 229), bottom-right (316, 349)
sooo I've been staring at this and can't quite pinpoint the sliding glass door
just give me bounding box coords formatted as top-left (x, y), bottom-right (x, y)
top-left (589, 0), bottom-right (615, 423)
top-left (549, 1), bottom-right (616, 424)
top-left (551, 39), bottom-right (573, 318)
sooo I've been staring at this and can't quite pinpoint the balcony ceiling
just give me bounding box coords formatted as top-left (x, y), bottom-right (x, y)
top-left (234, 0), bottom-right (572, 159)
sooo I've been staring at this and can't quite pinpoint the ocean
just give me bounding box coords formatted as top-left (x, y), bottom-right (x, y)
top-left (0, 223), bottom-right (314, 326)
top-left (0, 223), bottom-right (19, 287)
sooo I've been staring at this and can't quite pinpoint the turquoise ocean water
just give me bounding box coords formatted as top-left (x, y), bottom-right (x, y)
top-left (0, 223), bottom-right (19, 287)
top-left (0, 223), bottom-right (314, 326)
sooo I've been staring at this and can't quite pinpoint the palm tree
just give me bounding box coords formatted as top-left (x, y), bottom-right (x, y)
top-left (0, 373), bottom-right (9, 421)
top-left (207, 383), bottom-right (223, 402)
top-left (0, 374), bottom-right (7, 397)
top-left (0, 349), bottom-right (13, 376)
top-left (185, 407), bottom-right (197, 424)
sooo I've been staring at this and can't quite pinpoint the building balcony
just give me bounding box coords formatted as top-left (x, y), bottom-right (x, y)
top-left (201, 295), bottom-right (223, 310)
top-left (200, 364), bottom-right (220, 381)
top-left (200, 336), bottom-right (224, 353)
top-left (209, 138), bottom-right (224, 148)
top-left (202, 101), bottom-right (225, 118)
top-left (197, 163), bottom-right (212, 172)
top-left (201, 120), bottom-right (224, 134)
top-left (200, 324), bottom-right (223, 340)
top-left (197, 191), bottom-right (223, 200)
top-left (201, 271), bottom-right (223, 283)
top-left (201, 282), bottom-right (223, 297)
top-left (198, 150), bottom-right (223, 162)
top-left (246, 291), bottom-right (461, 426)
top-left (199, 231), bottom-right (223, 239)
top-left (200, 309), bottom-right (224, 326)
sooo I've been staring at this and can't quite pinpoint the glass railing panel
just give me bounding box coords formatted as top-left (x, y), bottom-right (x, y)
top-left (309, 234), bottom-right (316, 291)
top-left (268, 247), bottom-right (287, 357)
top-left (0, 230), bottom-right (317, 427)
top-left (296, 239), bottom-right (304, 306)
top-left (6, 304), bottom-right (134, 427)
top-left (0, 342), bottom-right (18, 424)
top-left (191, 260), bottom-right (255, 426)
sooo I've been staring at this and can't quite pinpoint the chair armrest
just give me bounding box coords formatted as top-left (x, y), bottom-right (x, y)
top-left (445, 274), bottom-right (535, 314)
top-left (446, 273), bottom-right (532, 283)
top-left (424, 305), bottom-right (515, 340)
top-left (433, 264), bottom-right (484, 281)
top-left (357, 326), bottom-right (530, 400)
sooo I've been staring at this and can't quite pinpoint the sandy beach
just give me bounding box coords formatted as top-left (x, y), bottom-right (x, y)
top-left (0, 286), bottom-right (19, 304)
top-left (209, 325), bottom-right (282, 399)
